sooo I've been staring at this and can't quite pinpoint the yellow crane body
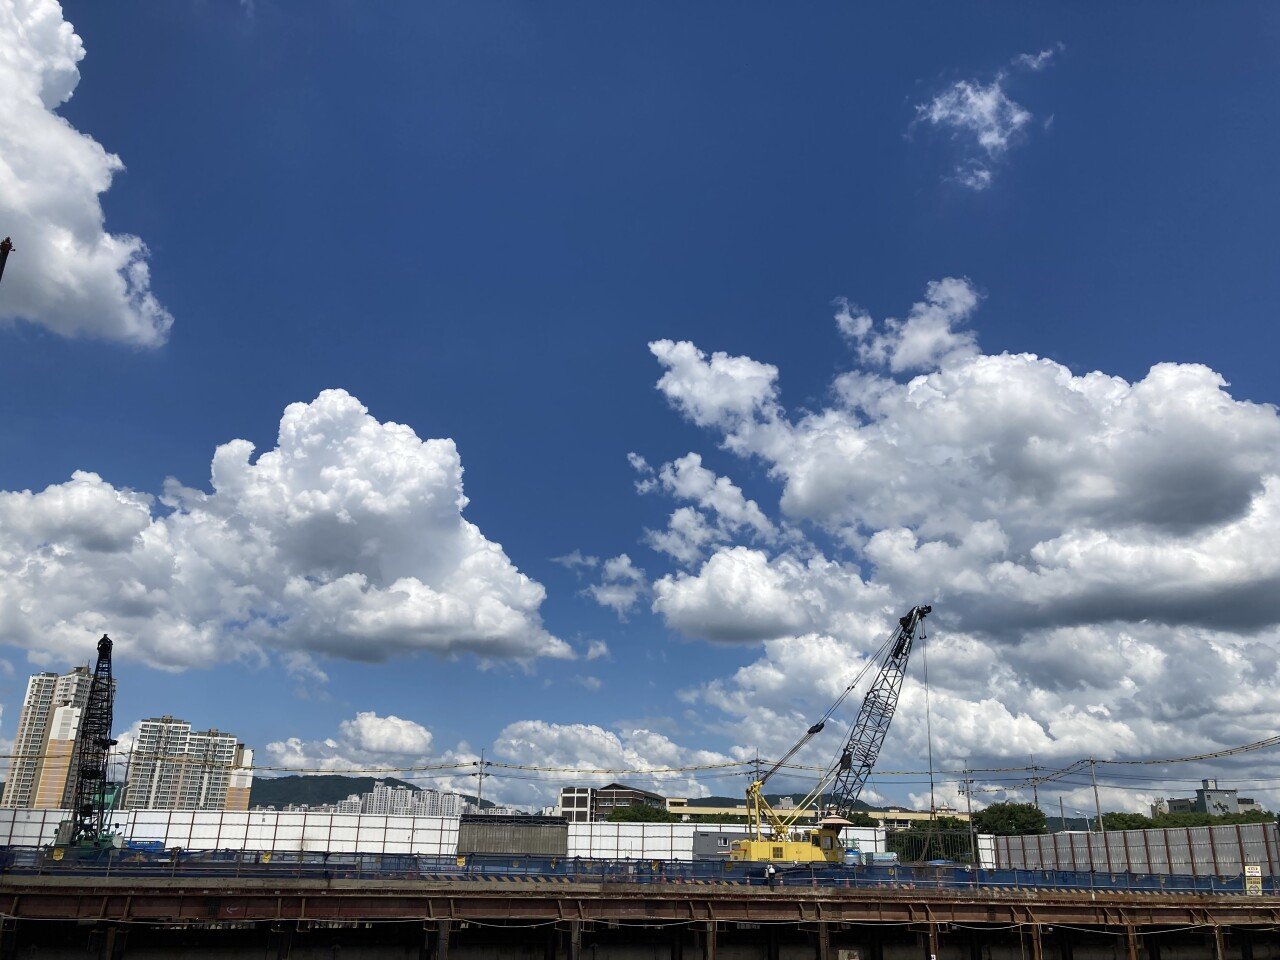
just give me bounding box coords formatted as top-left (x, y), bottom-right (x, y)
top-left (728, 779), bottom-right (851, 863)
top-left (729, 828), bottom-right (845, 864)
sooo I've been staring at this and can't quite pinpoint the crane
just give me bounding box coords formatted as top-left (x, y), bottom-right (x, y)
top-left (57, 635), bottom-right (120, 850)
top-left (730, 605), bottom-right (931, 863)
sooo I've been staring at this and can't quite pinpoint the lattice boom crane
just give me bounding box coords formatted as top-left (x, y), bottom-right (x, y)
top-left (730, 604), bottom-right (931, 864)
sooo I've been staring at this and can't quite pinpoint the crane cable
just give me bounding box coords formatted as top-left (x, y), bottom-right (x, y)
top-left (757, 626), bottom-right (899, 786)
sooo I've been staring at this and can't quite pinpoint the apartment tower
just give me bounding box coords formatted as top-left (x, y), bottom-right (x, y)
top-left (2, 667), bottom-right (96, 809)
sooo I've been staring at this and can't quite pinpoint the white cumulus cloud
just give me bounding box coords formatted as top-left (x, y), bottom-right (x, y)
top-left (265, 711), bottom-right (437, 773)
top-left (0, 389), bottom-right (570, 669)
top-left (585, 553), bottom-right (647, 617)
top-left (0, 0), bottom-right (172, 344)
top-left (637, 279), bottom-right (1280, 806)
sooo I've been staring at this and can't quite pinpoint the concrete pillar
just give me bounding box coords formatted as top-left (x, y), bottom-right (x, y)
top-left (569, 920), bottom-right (582, 960)
top-left (1213, 926), bottom-right (1227, 960)
top-left (705, 922), bottom-right (717, 960)
top-left (816, 921), bottom-right (830, 960)
top-left (926, 924), bottom-right (940, 960)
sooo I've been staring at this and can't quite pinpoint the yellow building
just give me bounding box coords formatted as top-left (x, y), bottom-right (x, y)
top-left (32, 704), bottom-right (81, 809)
top-left (665, 797), bottom-right (968, 826)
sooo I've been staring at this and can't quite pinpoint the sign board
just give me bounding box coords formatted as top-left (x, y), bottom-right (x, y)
top-left (1246, 863), bottom-right (1263, 895)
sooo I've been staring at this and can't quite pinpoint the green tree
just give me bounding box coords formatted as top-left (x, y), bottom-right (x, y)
top-left (845, 812), bottom-right (878, 828)
top-left (606, 802), bottom-right (678, 823)
top-left (971, 802), bottom-right (1047, 836)
top-left (1101, 812), bottom-right (1154, 831)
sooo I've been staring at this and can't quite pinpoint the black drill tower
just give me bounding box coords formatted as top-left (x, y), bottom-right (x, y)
top-left (64, 635), bottom-right (118, 848)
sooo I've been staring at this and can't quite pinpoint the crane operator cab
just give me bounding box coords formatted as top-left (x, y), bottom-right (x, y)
top-left (729, 816), bottom-right (854, 864)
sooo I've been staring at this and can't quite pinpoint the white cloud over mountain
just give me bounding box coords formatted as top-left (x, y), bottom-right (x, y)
top-left (638, 279), bottom-right (1280, 801)
top-left (0, 0), bottom-right (172, 344)
top-left (0, 389), bottom-right (569, 669)
top-left (266, 714), bottom-right (732, 809)
top-left (265, 711), bottom-right (437, 773)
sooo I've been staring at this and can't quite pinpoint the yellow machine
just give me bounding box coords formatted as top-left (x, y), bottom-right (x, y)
top-left (729, 605), bottom-right (931, 863)
top-left (728, 779), bottom-right (850, 863)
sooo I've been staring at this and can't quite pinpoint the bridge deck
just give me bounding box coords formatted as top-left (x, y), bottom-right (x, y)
top-left (3, 875), bottom-right (1279, 929)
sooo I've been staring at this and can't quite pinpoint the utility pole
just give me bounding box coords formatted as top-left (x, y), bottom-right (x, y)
top-left (474, 750), bottom-right (488, 810)
top-left (1090, 758), bottom-right (1107, 833)
top-left (1030, 754), bottom-right (1040, 809)
top-left (964, 768), bottom-right (977, 865)
top-left (1059, 796), bottom-right (1067, 832)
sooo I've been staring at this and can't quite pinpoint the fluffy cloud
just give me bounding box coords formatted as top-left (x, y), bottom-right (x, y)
top-left (0, 389), bottom-right (570, 668)
top-left (641, 279), bottom-right (1280, 807)
top-left (649, 340), bottom-right (779, 429)
top-left (585, 554), bottom-right (647, 616)
top-left (266, 716), bottom-right (731, 809)
top-left (492, 720), bottom-right (732, 805)
top-left (634, 452), bottom-right (777, 565)
top-left (265, 711), bottom-right (437, 773)
top-left (0, 0), bottom-right (171, 344)
top-left (914, 51), bottom-right (1058, 190)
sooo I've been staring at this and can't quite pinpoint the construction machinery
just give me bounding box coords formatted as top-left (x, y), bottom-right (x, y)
top-left (55, 635), bottom-right (120, 850)
top-left (730, 605), bottom-right (931, 863)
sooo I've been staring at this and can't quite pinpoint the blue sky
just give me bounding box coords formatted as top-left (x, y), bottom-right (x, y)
top-left (2, 1), bottom-right (1280, 811)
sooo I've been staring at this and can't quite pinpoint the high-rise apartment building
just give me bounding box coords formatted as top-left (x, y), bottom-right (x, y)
top-left (32, 704), bottom-right (82, 809)
top-left (124, 717), bottom-right (254, 811)
top-left (355, 781), bottom-right (467, 817)
top-left (2, 667), bottom-right (96, 809)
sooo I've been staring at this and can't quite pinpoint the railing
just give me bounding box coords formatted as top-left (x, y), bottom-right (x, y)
top-left (1, 847), bottom-right (1275, 895)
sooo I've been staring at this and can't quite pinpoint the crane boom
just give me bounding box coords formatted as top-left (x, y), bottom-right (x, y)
top-left (732, 604), bottom-right (931, 864)
top-left (828, 604), bottom-right (929, 817)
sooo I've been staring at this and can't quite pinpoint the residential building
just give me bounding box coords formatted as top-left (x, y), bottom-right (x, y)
top-left (357, 781), bottom-right (468, 817)
top-left (32, 704), bottom-right (82, 809)
top-left (2, 666), bottom-right (97, 809)
top-left (666, 797), bottom-right (969, 827)
top-left (559, 786), bottom-right (594, 823)
top-left (337, 794), bottom-right (362, 814)
top-left (125, 717), bottom-right (253, 811)
top-left (557, 783), bottom-right (667, 822)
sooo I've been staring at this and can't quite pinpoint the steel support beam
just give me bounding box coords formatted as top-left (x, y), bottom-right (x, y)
top-left (1028, 923), bottom-right (1043, 960)
top-left (1213, 925), bottom-right (1226, 960)
top-left (816, 921), bottom-right (829, 960)
top-left (434, 919), bottom-right (451, 960)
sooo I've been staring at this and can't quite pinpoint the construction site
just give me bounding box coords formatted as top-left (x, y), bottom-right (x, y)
top-left (0, 616), bottom-right (1277, 959)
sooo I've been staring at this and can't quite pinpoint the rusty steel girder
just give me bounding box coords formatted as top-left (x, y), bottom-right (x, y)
top-left (3, 877), bottom-right (1280, 930)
